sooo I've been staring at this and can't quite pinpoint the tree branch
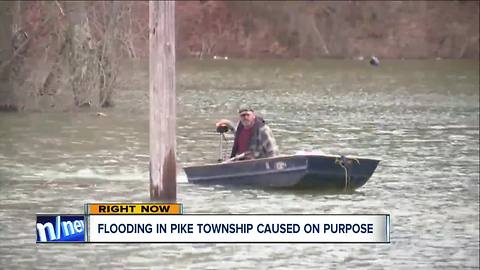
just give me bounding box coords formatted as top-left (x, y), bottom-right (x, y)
top-left (0, 34), bottom-right (30, 74)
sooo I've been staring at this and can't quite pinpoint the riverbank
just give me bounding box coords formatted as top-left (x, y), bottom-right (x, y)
top-left (177, 1), bottom-right (479, 59)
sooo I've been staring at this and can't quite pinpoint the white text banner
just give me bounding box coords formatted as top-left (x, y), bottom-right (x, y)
top-left (88, 214), bottom-right (390, 243)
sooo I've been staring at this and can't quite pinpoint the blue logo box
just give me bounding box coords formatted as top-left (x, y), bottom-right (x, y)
top-left (36, 215), bottom-right (86, 243)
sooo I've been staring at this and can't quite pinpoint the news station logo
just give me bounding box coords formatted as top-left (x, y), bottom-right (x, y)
top-left (36, 215), bottom-right (85, 243)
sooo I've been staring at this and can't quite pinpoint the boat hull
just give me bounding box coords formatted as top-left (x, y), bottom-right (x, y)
top-left (184, 155), bottom-right (380, 191)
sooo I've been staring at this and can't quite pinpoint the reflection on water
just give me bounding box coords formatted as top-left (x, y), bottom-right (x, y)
top-left (0, 59), bottom-right (478, 269)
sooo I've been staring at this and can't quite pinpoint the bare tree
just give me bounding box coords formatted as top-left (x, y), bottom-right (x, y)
top-left (0, 1), bottom-right (123, 111)
top-left (0, 1), bottom-right (16, 111)
top-left (65, 1), bottom-right (119, 108)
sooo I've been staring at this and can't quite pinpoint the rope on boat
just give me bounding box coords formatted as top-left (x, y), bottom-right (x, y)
top-left (336, 155), bottom-right (359, 192)
top-left (336, 155), bottom-right (362, 192)
top-left (335, 155), bottom-right (349, 191)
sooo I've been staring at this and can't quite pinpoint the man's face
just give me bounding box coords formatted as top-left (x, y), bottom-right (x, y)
top-left (239, 111), bottom-right (255, 127)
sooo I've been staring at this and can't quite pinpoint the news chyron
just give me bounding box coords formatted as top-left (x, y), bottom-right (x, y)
top-left (36, 215), bottom-right (86, 243)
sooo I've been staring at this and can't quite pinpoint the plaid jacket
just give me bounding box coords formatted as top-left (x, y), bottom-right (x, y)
top-left (230, 117), bottom-right (279, 159)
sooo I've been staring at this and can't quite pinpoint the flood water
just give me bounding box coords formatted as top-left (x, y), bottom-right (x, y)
top-left (0, 59), bottom-right (478, 269)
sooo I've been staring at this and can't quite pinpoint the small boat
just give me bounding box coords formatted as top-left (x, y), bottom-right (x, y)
top-left (184, 154), bottom-right (380, 191)
top-left (183, 122), bottom-right (380, 191)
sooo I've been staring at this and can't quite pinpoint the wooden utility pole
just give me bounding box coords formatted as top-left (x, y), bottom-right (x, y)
top-left (149, 1), bottom-right (176, 201)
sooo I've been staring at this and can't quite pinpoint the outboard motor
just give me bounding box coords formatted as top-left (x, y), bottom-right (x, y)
top-left (215, 120), bottom-right (235, 162)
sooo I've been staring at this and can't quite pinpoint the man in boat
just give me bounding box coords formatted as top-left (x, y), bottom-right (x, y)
top-left (216, 106), bottom-right (279, 161)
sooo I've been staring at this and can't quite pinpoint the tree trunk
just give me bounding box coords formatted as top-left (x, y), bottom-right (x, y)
top-left (65, 1), bottom-right (97, 107)
top-left (0, 1), bottom-right (16, 111)
top-left (149, 1), bottom-right (177, 201)
top-left (98, 1), bottom-right (119, 108)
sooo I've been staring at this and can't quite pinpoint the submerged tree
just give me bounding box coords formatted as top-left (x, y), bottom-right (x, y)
top-left (0, 1), bottom-right (18, 111)
top-left (0, 1), bottom-right (123, 111)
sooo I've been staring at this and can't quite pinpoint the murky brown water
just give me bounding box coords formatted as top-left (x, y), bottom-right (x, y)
top-left (0, 59), bottom-right (478, 269)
